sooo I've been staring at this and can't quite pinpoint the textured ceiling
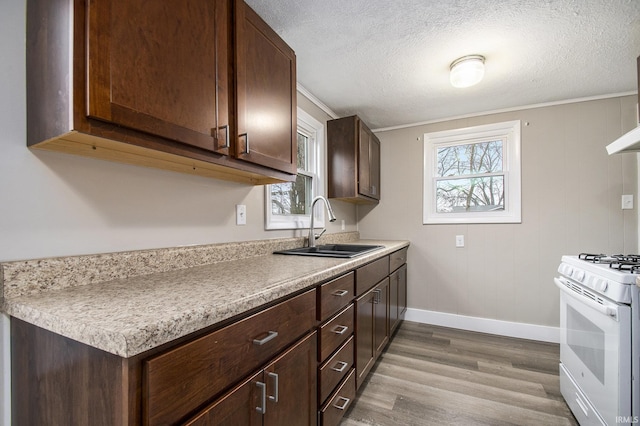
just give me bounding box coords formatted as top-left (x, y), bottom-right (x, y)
top-left (245, 0), bottom-right (640, 129)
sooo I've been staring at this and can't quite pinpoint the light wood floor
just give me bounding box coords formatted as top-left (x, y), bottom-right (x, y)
top-left (341, 321), bottom-right (578, 426)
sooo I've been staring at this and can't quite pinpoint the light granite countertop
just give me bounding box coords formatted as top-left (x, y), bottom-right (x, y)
top-left (1, 234), bottom-right (409, 358)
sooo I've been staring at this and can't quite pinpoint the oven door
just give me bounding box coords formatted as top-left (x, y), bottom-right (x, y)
top-left (555, 277), bottom-right (632, 425)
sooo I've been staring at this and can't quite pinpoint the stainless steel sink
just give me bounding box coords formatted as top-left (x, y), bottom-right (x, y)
top-left (274, 244), bottom-right (384, 258)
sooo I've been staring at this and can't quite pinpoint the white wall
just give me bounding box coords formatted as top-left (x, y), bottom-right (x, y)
top-left (358, 96), bottom-right (638, 335)
top-left (0, 2), bottom-right (356, 422)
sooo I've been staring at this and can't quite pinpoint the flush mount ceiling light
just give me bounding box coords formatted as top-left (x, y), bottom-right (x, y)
top-left (450, 55), bottom-right (485, 88)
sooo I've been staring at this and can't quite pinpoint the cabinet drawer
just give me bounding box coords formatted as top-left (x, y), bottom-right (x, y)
top-left (390, 247), bottom-right (408, 272)
top-left (318, 272), bottom-right (355, 322)
top-left (144, 289), bottom-right (316, 425)
top-left (319, 336), bottom-right (354, 405)
top-left (356, 256), bottom-right (389, 296)
top-left (320, 368), bottom-right (356, 426)
top-left (319, 304), bottom-right (354, 361)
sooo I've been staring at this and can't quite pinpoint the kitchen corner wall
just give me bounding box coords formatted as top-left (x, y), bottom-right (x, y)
top-left (358, 95), bottom-right (639, 332)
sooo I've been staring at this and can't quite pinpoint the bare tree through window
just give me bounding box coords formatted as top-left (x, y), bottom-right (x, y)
top-left (435, 139), bottom-right (505, 213)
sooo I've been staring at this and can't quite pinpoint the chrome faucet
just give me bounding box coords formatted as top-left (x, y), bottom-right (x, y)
top-left (308, 196), bottom-right (337, 247)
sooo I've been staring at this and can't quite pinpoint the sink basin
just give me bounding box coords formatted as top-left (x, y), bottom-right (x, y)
top-left (274, 244), bottom-right (384, 258)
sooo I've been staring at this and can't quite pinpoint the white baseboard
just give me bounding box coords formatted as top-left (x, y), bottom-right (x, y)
top-left (404, 308), bottom-right (560, 343)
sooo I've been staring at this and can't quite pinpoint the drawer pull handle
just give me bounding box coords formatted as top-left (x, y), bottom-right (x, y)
top-left (256, 381), bottom-right (266, 414)
top-left (333, 396), bottom-right (351, 411)
top-left (332, 289), bottom-right (349, 297)
top-left (253, 331), bottom-right (278, 345)
top-left (332, 325), bottom-right (349, 335)
top-left (268, 372), bottom-right (279, 402)
top-left (331, 361), bottom-right (348, 373)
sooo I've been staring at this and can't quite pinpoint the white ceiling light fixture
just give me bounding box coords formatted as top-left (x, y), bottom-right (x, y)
top-left (450, 55), bottom-right (485, 88)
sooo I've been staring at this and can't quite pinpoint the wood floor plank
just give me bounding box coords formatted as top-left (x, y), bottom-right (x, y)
top-left (379, 352), bottom-right (551, 399)
top-left (341, 321), bottom-right (577, 426)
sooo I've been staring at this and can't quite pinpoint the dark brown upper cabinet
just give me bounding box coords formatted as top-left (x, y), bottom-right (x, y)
top-left (234, 0), bottom-right (298, 175)
top-left (327, 115), bottom-right (381, 204)
top-left (26, 0), bottom-right (296, 185)
top-left (86, 0), bottom-right (231, 154)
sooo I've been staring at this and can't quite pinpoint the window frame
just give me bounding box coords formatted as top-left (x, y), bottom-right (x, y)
top-left (423, 120), bottom-right (521, 224)
top-left (265, 108), bottom-right (326, 230)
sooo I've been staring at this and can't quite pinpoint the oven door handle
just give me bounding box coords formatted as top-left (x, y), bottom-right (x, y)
top-left (554, 277), bottom-right (618, 319)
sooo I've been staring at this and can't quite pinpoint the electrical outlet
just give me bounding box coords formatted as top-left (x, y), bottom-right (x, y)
top-left (456, 235), bottom-right (465, 248)
top-left (236, 204), bottom-right (246, 225)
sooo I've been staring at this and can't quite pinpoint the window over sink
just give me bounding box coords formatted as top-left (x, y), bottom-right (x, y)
top-left (423, 120), bottom-right (521, 224)
top-left (265, 108), bottom-right (326, 229)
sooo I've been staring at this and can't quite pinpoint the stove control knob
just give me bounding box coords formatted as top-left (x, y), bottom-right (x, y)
top-left (572, 269), bottom-right (585, 282)
top-left (559, 264), bottom-right (573, 276)
top-left (596, 280), bottom-right (608, 292)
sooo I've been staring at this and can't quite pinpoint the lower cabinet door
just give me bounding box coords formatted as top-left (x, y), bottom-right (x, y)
top-left (355, 289), bottom-right (375, 390)
top-left (184, 371), bottom-right (263, 426)
top-left (374, 278), bottom-right (389, 356)
top-left (389, 269), bottom-right (400, 333)
top-left (263, 331), bottom-right (318, 426)
top-left (398, 264), bottom-right (407, 318)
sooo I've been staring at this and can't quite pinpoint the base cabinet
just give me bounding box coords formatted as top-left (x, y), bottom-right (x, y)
top-left (353, 248), bottom-right (407, 393)
top-left (10, 246), bottom-right (408, 426)
top-left (186, 331), bottom-right (317, 426)
top-left (389, 264), bottom-right (407, 334)
top-left (355, 277), bottom-right (389, 389)
top-left (316, 273), bottom-right (356, 425)
top-left (144, 289), bottom-right (316, 424)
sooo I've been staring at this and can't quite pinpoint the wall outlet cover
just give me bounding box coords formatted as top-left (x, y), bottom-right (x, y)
top-left (236, 204), bottom-right (247, 225)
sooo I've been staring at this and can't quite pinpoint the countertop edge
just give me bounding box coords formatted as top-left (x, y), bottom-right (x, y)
top-left (3, 239), bottom-right (409, 358)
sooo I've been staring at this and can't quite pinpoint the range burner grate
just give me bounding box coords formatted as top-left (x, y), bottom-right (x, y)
top-left (578, 253), bottom-right (608, 262)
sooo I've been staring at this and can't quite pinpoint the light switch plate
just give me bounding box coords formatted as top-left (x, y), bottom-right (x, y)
top-left (236, 204), bottom-right (247, 225)
top-left (455, 235), bottom-right (465, 248)
top-left (622, 195), bottom-right (634, 210)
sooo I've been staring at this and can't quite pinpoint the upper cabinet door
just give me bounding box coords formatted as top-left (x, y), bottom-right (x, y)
top-left (86, 0), bottom-right (231, 153)
top-left (234, 0), bottom-right (297, 175)
top-left (369, 132), bottom-right (381, 200)
top-left (327, 115), bottom-right (380, 204)
top-left (357, 123), bottom-right (381, 200)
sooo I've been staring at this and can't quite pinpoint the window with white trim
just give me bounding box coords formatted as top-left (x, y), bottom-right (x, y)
top-left (423, 120), bottom-right (521, 224)
top-left (265, 108), bottom-right (325, 229)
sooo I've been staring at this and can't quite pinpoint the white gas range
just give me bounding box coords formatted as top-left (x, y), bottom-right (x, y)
top-left (556, 254), bottom-right (640, 425)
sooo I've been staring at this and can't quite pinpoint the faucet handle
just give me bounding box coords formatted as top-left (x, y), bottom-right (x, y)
top-left (314, 228), bottom-right (327, 240)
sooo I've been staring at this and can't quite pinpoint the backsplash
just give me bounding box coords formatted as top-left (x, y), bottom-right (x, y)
top-left (0, 232), bottom-right (359, 299)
